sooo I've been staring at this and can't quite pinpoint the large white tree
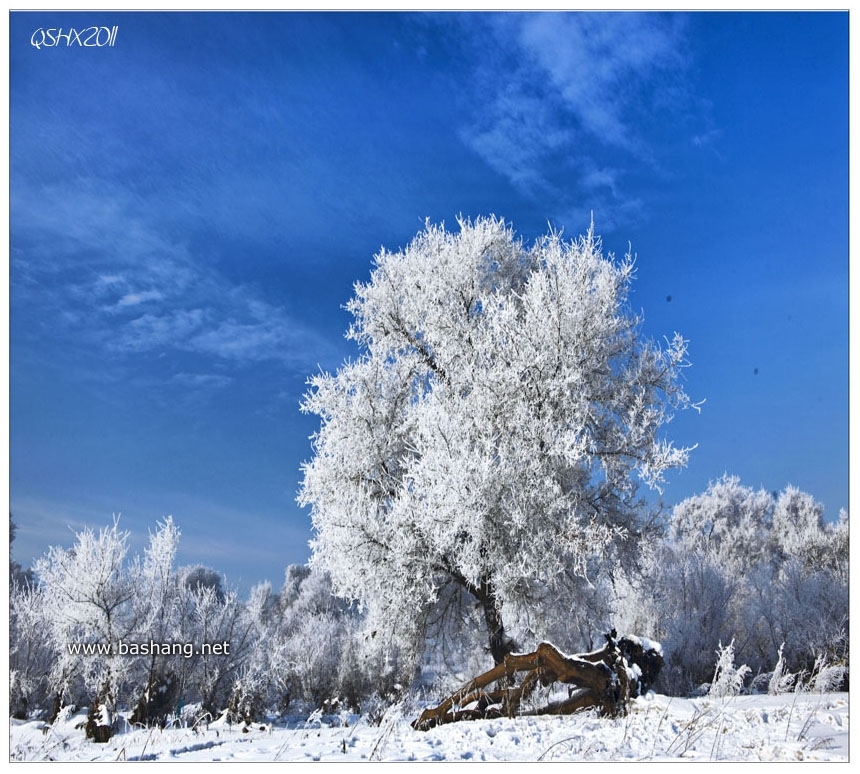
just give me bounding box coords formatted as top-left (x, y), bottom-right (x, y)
top-left (299, 216), bottom-right (695, 666)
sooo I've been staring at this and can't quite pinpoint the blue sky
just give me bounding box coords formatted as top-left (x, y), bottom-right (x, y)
top-left (8, 11), bottom-right (849, 593)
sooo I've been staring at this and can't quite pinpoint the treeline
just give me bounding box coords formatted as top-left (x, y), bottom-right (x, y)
top-left (9, 476), bottom-right (848, 734)
top-left (612, 475), bottom-right (848, 695)
top-left (9, 518), bottom-right (409, 733)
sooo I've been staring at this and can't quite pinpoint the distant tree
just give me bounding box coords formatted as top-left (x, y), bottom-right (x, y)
top-left (9, 579), bottom-right (52, 718)
top-left (227, 581), bottom-right (277, 723)
top-left (299, 216), bottom-right (695, 669)
top-left (9, 515), bottom-right (34, 588)
top-left (34, 518), bottom-right (141, 726)
top-left (181, 564), bottom-right (226, 602)
top-left (643, 477), bottom-right (850, 692)
top-left (261, 564), bottom-right (400, 714)
top-left (129, 518), bottom-right (182, 727)
top-left (173, 578), bottom-right (234, 718)
top-left (669, 474), bottom-right (774, 569)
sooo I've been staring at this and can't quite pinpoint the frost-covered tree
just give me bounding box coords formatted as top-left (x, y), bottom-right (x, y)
top-left (34, 518), bottom-right (142, 722)
top-left (647, 477), bottom-right (850, 692)
top-left (670, 474), bottom-right (774, 569)
top-left (9, 579), bottom-right (52, 718)
top-left (10, 515), bottom-right (34, 588)
top-left (178, 578), bottom-right (252, 718)
top-left (264, 564), bottom-right (404, 714)
top-left (181, 564), bottom-right (226, 602)
top-left (129, 518), bottom-right (182, 726)
top-left (299, 216), bottom-right (695, 668)
top-left (227, 581), bottom-right (277, 723)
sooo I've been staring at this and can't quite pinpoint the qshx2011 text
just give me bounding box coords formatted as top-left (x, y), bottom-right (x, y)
top-left (31, 26), bottom-right (118, 49)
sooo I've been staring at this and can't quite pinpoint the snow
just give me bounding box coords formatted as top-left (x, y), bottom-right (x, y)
top-left (10, 691), bottom-right (849, 762)
top-left (624, 634), bottom-right (663, 655)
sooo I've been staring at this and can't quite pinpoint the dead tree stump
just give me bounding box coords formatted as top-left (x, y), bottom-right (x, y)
top-left (413, 630), bottom-right (662, 731)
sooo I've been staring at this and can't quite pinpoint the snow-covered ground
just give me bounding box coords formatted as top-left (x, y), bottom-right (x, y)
top-left (10, 691), bottom-right (849, 762)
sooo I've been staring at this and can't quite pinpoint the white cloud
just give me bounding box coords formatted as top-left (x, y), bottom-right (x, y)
top-left (170, 372), bottom-right (234, 390)
top-left (11, 176), bottom-right (338, 375)
top-left (692, 128), bottom-right (725, 160)
top-left (116, 290), bottom-right (164, 308)
top-left (461, 85), bottom-right (575, 195)
top-left (112, 309), bottom-right (207, 353)
top-left (581, 165), bottom-right (619, 195)
top-left (190, 320), bottom-right (284, 363)
top-left (455, 12), bottom-right (690, 223)
top-left (518, 13), bottom-right (684, 149)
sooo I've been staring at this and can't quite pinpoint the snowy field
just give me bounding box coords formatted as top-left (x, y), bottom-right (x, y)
top-left (10, 691), bottom-right (849, 762)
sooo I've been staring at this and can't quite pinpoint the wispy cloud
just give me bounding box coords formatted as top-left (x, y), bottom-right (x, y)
top-left (517, 13), bottom-right (686, 150)
top-left (461, 83), bottom-right (575, 196)
top-left (692, 128), bottom-right (725, 161)
top-left (112, 309), bottom-right (207, 353)
top-left (452, 12), bottom-right (692, 227)
top-left (170, 373), bottom-right (234, 391)
top-left (10, 175), bottom-right (339, 382)
top-left (116, 290), bottom-right (165, 308)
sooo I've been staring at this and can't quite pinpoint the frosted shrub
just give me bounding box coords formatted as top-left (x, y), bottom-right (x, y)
top-left (652, 547), bottom-right (737, 695)
top-left (809, 654), bottom-right (846, 694)
top-left (709, 640), bottom-right (750, 698)
top-left (767, 643), bottom-right (796, 695)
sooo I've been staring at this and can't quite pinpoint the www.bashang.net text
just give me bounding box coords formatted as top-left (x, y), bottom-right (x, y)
top-left (66, 640), bottom-right (230, 659)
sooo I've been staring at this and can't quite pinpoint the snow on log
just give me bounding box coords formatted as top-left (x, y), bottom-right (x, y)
top-left (412, 630), bottom-right (662, 731)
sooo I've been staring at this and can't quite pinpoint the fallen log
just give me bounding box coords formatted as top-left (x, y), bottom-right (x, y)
top-left (412, 630), bottom-right (661, 731)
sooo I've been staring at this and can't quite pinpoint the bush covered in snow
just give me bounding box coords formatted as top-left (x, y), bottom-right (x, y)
top-left (612, 476), bottom-right (848, 695)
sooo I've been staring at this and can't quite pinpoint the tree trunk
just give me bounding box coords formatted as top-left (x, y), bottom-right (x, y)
top-left (474, 577), bottom-right (513, 666)
top-left (86, 680), bottom-right (115, 743)
top-left (446, 566), bottom-right (515, 665)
